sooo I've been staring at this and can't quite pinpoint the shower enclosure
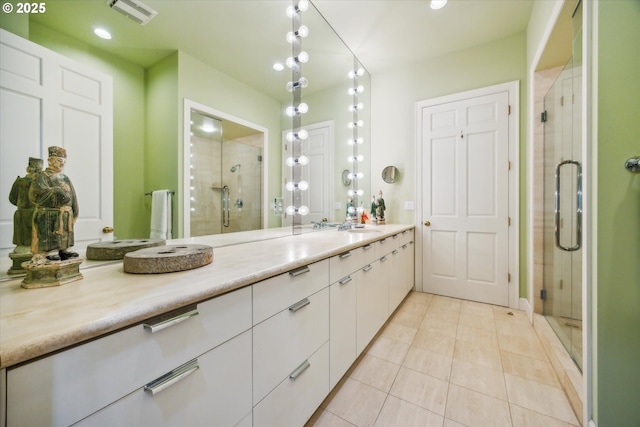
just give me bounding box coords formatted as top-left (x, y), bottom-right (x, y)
top-left (542, 50), bottom-right (583, 370)
top-left (189, 109), bottom-right (263, 236)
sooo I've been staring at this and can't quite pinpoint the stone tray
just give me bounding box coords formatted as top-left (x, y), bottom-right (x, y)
top-left (123, 244), bottom-right (213, 274)
top-left (86, 239), bottom-right (166, 260)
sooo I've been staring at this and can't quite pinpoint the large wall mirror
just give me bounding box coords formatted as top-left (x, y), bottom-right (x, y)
top-left (0, 0), bottom-right (371, 271)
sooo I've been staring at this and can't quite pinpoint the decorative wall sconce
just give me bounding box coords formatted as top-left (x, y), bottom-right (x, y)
top-left (285, 0), bottom-right (311, 233)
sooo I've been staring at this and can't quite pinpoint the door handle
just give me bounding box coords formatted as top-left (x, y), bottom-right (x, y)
top-left (554, 160), bottom-right (582, 251)
top-left (424, 221), bottom-right (431, 226)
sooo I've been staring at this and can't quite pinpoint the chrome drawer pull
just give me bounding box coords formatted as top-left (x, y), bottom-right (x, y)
top-left (392, 234), bottom-right (399, 239)
top-left (338, 276), bottom-right (352, 285)
top-left (402, 244), bottom-right (408, 249)
top-left (392, 250), bottom-right (399, 255)
top-left (289, 265), bottom-right (311, 277)
top-left (144, 359), bottom-right (199, 396)
top-left (380, 238), bottom-right (388, 244)
top-left (363, 244), bottom-right (373, 250)
top-left (380, 256), bottom-right (388, 262)
top-left (289, 359), bottom-right (311, 380)
top-left (289, 297), bottom-right (311, 312)
top-left (363, 264), bottom-right (373, 272)
top-left (143, 307), bottom-right (199, 333)
top-left (338, 251), bottom-right (352, 259)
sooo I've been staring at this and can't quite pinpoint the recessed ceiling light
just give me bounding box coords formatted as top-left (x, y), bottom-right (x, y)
top-left (430, 0), bottom-right (447, 10)
top-left (94, 28), bottom-right (112, 40)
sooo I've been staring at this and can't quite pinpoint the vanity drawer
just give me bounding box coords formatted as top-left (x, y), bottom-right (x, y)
top-left (253, 286), bottom-right (329, 403)
top-left (253, 258), bottom-right (329, 325)
top-left (395, 229), bottom-right (414, 248)
top-left (375, 236), bottom-right (394, 258)
top-left (329, 246), bottom-right (367, 283)
top-left (74, 330), bottom-right (252, 427)
top-left (6, 286), bottom-right (252, 427)
top-left (253, 341), bottom-right (329, 427)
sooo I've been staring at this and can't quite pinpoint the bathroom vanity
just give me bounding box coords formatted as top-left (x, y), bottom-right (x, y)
top-left (0, 224), bottom-right (414, 427)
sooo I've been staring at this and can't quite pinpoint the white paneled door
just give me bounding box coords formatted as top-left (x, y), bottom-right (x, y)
top-left (0, 29), bottom-right (113, 253)
top-left (420, 89), bottom-right (511, 306)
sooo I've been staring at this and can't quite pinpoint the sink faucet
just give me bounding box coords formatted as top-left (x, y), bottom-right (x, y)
top-left (337, 222), bottom-right (352, 231)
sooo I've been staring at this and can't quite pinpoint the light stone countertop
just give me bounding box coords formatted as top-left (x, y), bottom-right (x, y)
top-left (0, 224), bottom-right (414, 369)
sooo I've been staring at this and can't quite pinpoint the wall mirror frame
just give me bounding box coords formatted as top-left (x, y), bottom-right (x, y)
top-left (0, 0), bottom-right (371, 277)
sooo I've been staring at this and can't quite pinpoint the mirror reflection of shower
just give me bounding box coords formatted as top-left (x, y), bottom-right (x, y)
top-left (188, 108), bottom-right (264, 236)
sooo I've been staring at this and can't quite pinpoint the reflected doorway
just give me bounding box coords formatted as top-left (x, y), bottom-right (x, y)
top-left (185, 101), bottom-right (267, 237)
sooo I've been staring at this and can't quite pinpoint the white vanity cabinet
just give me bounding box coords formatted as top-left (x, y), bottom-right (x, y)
top-left (252, 260), bottom-right (330, 427)
top-left (5, 286), bottom-right (252, 427)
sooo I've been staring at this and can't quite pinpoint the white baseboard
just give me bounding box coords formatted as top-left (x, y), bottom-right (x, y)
top-left (519, 297), bottom-right (533, 323)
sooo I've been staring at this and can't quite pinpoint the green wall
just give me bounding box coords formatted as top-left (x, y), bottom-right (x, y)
top-left (371, 32), bottom-right (528, 295)
top-left (595, 1), bottom-right (640, 425)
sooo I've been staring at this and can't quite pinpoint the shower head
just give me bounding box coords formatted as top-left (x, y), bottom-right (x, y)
top-left (230, 164), bottom-right (241, 173)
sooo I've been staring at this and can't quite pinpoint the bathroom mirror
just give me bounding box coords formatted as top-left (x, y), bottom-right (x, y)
top-left (381, 166), bottom-right (400, 184)
top-left (0, 0), bottom-right (371, 261)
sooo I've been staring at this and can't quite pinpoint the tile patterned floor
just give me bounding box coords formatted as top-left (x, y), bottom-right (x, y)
top-left (306, 291), bottom-right (580, 427)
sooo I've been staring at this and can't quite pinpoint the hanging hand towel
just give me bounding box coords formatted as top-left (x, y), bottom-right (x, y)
top-left (150, 190), bottom-right (172, 239)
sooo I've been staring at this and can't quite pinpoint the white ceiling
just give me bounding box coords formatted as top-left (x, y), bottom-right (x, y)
top-left (29, 0), bottom-right (536, 100)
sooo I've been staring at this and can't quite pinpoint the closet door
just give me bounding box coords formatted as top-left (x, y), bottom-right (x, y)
top-left (0, 29), bottom-right (113, 252)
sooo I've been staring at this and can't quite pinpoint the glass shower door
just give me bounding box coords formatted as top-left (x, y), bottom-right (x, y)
top-left (189, 110), bottom-right (263, 237)
top-left (542, 55), bottom-right (583, 371)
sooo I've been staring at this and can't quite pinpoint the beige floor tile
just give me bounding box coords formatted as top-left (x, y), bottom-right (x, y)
top-left (412, 329), bottom-right (456, 357)
top-left (349, 354), bottom-right (401, 393)
top-left (501, 350), bottom-right (561, 388)
top-left (381, 322), bottom-right (418, 344)
top-left (419, 314), bottom-right (459, 337)
top-left (443, 419), bottom-right (467, 427)
top-left (449, 359), bottom-right (507, 400)
top-left (323, 378), bottom-right (388, 427)
top-left (498, 332), bottom-right (547, 361)
top-left (396, 300), bottom-right (429, 316)
top-left (456, 324), bottom-right (499, 347)
top-left (424, 306), bottom-right (461, 323)
top-left (389, 367), bottom-right (449, 416)
top-left (453, 338), bottom-right (503, 371)
top-left (509, 404), bottom-right (579, 427)
top-left (405, 291), bottom-right (434, 306)
top-left (390, 309), bottom-right (424, 329)
top-left (445, 384), bottom-right (511, 427)
top-left (460, 300), bottom-right (495, 319)
top-left (402, 346), bottom-right (453, 381)
top-left (505, 374), bottom-right (579, 425)
top-left (367, 336), bottom-right (411, 365)
top-left (374, 395), bottom-right (444, 427)
top-left (458, 311), bottom-right (496, 332)
top-left (306, 408), bottom-right (356, 427)
top-left (430, 296), bottom-right (462, 312)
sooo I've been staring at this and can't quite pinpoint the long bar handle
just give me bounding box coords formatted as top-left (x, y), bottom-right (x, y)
top-left (222, 185), bottom-right (230, 228)
top-left (289, 297), bottom-right (310, 312)
top-left (144, 359), bottom-right (199, 396)
top-left (289, 265), bottom-right (311, 277)
top-left (289, 359), bottom-right (310, 380)
top-left (143, 308), bottom-right (199, 333)
top-left (554, 160), bottom-right (582, 252)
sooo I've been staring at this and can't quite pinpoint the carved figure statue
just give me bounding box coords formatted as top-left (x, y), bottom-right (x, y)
top-left (29, 146), bottom-right (79, 261)
top-left (370, 195), bottom-right (377, 218)
top-left (376, 190), bottom-right (386, 220)
top-left (9, 157), bottom-right (42, 248)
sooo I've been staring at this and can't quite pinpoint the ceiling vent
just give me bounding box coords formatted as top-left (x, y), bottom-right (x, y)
top-left (107, 0), bottom-right (157, 25)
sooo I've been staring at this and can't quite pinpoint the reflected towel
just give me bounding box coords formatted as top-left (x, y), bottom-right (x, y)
top-left (150, 190), bottom-right (172, 239)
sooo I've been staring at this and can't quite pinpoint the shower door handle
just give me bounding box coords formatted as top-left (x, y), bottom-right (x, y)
top-left (222, 185), bottom-right (230, 228)
top-left (554, 160), bottom-right (582, 251)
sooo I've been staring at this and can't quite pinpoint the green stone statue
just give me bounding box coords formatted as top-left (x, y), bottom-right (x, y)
top-left (29, 146), bottom-right (79, 262)
top-left (9, 157), bottom-right (42, 248)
